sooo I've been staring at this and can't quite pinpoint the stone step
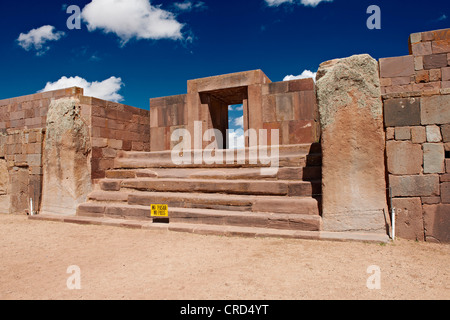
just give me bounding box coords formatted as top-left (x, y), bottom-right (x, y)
top-left (87, 190), bottom-right (320, 215)
top-left (29, 214), bottom-right (391, 243)
top-left (114, 154), bottom-right (322, 169)
top-left (120, 143), bottom-right (321, 160)
top-left (168, 208), bottom-right (321, 231)
top-left (76, 203), bottom-right (321, 231)
top-left (113, 144), bottom-right (322, 169)
top-left (99, 178), bottom-right (321, 197)
top-left (105, 166), bottom-right (322, 181)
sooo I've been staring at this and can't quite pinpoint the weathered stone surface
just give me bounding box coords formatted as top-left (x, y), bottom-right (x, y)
top-left (423, 143), bottom-right (445, 174)
top-left (426, 125), bottom-right (442, 142)
top-left (41, 98), bottom-right (92, 215)
top-left (386, 141), bottom-right (422, 175)
top-left (0, 158), bottom-right (7, 195)
top-left (390, 174), bottom-right (440, 197)
top-left (411, 126), bottom-right (426, 144)
top-left (441, 182), bottom-right (450, 203)
top-left (392, 198), bottom-right (425, 241)
top-left (442, 125), bottom-right (450, 142)
top-left (384, 97), bottom-right (420, 127)
top-left (0, 159), bottom-right (9, 214)
top-left (421, 95), bottom-right (450, 125)
top-left (395, 127), bottom-right (411, 140)
top-left (316, 54), bottom-right (388, 233)
top-left (423, 204), bottom-right (450, 243)
top-left (423, 54), bottom-right (448, 69)
top-left (379, 56), bottom-right (415, 78)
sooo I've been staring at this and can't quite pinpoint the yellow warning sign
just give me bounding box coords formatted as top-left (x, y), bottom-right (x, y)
top-left (151, 204), bottom-right (169, 217)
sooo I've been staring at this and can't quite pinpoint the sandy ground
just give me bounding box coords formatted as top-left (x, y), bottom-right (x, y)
top-left (0, 214), bottom-right (448, 300)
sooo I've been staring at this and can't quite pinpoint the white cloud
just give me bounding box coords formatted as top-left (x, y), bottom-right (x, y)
top-left (233, 116), bottom-right (244, 128)
top-left (39, 76), bottom-right (124, 102)
top-left (228, 130), bottom-right (245, 150)
top-left (283, 69), bottom-right (317, 82)
top-left (17, 25), bottom-right (65, 55)
top-left (81, 0), bottom-right (185, 45)
top-left (265, 0), bottom-right (333, 7)
top-left (174, 1), bottom-right (206, 12)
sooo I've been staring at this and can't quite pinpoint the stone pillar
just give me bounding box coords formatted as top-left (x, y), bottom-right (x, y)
top-left (316, 54), bottom-right (389, 234)
top-left (41, 98), bottom-right (92, 215)
top-left (0, 158), bottom-right (9, 214)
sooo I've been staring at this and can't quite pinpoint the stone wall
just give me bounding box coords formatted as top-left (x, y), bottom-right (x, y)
top-left (0, 88), bottom-right (149, 214)
top-left (148, 72), bottom-right (320, 151)
top-left (149, 94), bottom-right (187, 152)
top-left (0, 129), bottom-right (44, 214)
top-left (380, 28), bottom-right (450, 243)
top-left (87, 96), bottom-right (150, 180)
top-left (262, 78), bottom-right (320, 145)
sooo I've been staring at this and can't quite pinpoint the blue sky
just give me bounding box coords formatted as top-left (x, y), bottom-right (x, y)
top-left (0, 0), bottom-right (448, 118)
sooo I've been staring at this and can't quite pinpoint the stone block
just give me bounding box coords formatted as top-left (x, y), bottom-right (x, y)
top-left (423, 54), bottom-right (448, 69)
top-left (431, 39), bottom-right (450, 54)
top-left (108, 139), bottom-right (123, 150)
top-left (0, 159), bottom-right (7, 195)
top-left (41, 98), bottom-right (92, 215)
top-left (386, 141), bottom-right (423, 175)
top-left (389, 174), bottom-right (440, 197)
top-left (415, 70), bottom-right (429, 83)
top-left (421, 196), bottom-right (441, 205)
top-left (386, 127), bottom-right (395, 140)
top-left (442, 182), bottom-right (450, 203)
top-left (392, 198), bottom-right (425, 241)
top-left (412, 42), bottom-right (432, 56)
top-left (379, 56), bottom-right (415, 78)
top-left (391, 76), bottom-right (413, 85)
top-left (447, 159), bottom-right (450, 173)
top-left (423, 204), bottom-right (450, 243)
top-left (384, 97), bottom-right (420, 127)
top-left (409, 32), bottom-right (422, 44)
top-left (293, 91), bottom-right (317, 121)
top-left (276, 94), bottom-right (294, 121)
top-left (288, 120), bottom-right (315, 144)
top-left (421, 95), bottom-right (450, 125)
top-left (414, 56), bottom-right (424, 71)
top-left (288, 78), bottom-right (314, 92)
top-left (423, 143), bottom-right (445, 174)
top-left (100, 180), bottom-right (121, 192)
top-left (316, 54), bottom-right (388, 233)
top-left (429, 69), bottom-right (442, 81)
top-left (380, 78), bottom-right (392, 87)
top-left (442, 67), bottom-right (450, 81)
top-left (268, 82), bottom-right (288, 95)
top-left (411, 126), bottom-right (426, 144)
top-left (426, 125), bottom-right (442, 142)
top-left (262, 95), bottom-right (276, 123)
top-left (412, 82), bottom-right (441, 95)
top-left (395, 127), bottom-right (411, 140)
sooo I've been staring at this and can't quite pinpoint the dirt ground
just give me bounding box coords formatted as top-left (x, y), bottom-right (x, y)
top-left (0, 214), bottom-right (448, 300)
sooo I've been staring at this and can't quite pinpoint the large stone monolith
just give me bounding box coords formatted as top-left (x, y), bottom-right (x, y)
top-left (316, 54), bottom-right (389, 234)
top-left (41, 98), bottom-right (92, 215)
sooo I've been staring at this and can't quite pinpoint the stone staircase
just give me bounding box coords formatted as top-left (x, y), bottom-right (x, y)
top-left (76, 143), bottom-right (323, 238)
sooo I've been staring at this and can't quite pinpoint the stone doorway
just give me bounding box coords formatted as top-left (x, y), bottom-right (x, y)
top-left (199, 86), bottom-right (249, 149)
